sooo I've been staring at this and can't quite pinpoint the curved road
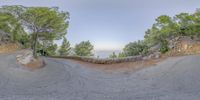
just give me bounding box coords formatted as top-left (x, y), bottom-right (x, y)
top-left (0, 52), bottom-right (200, 100)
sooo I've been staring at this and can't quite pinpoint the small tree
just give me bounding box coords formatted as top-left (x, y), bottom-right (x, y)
top-left (109, 52), bottom-right (117, 58)
top-left (74, 41), bottom-right (94, 56)
top-left (59, 37), bottom-right (71, 56)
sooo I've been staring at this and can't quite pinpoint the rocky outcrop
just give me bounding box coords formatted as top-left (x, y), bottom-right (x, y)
top-left (16, 50), bottom-right (35, 65)
top-left (16, 50), bottom-right (45, 70)
top-left (166, 36), bottom-right (200, 56)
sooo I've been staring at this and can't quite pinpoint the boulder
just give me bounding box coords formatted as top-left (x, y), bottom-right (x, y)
top-left (16, 50), bottom-right (35, 65)
top-left (154, 52), bottom-right (161, 59)
top-left (149, 43), bottom-right (161, 53)
top-left (16, 50), bottom-right (45, 70)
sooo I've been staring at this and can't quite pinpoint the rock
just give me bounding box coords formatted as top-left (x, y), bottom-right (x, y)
top-left (175, 37), bottom-right (180, 41)
top-left (142, 56), bottom-right (149, 60)
top-left (16, 50), bottom-right (45, 70)
top-left (154, 52), bottom-right (161, 59)
top-left (146, 52), bottom-right (161, 59)
top-left (16, 50), bottom-right (36, 65)
top-left (149, 43), bottom-right (161, 53)
top-left (168, 40), bottom-right (176, 49)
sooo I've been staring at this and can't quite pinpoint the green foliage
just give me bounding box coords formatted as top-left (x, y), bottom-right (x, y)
top-left (143, 9), bottom-right (200, 54)
top-left (109, 52), bottom-right (117, 58)
top-left (19, 34), bottom-right (31, 48)
top-left (159, 40), bottom-right (169, 53)
top-left (58, 37), bottom-right (71, 56)
top-left (144, 15), bottom-right (178, 46)
top-left (0, 6), bottom-right (69, 58)
top-left (74, 41), bottom-right (94, 56)
top-left (0, 12), bottom-right (25, 42)
top-left (0, 6), bottom-right (27, 42)
top-left (21, 7), bottom-right (69, 58)
top-left (123, 40), bottom-right (149, 56)
top-left (37, 41), bottom-right (58, 56)
top-left (22, 7), bottom-right (69, 40)
top-left (118, 52), bottom-right (126, 58)
top-left (46, 43), bottom-right (58, 56)
top-left (175, 13), bottom-right (194, 36)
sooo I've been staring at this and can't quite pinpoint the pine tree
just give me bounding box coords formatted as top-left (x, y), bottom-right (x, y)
top-left (59, 37), bottom-right (71, 56)
top-left (74, 41), bottom-right (94, 56)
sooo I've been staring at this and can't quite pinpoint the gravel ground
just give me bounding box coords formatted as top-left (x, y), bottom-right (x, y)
top-left (0, 52), bottom-right (200, 100)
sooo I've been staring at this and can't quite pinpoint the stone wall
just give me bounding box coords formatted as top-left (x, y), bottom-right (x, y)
top-left (50, 55), bottom-right (144, 64)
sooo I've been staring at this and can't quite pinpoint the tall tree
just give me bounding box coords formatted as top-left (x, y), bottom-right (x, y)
top-left (74, 41), bottom-right (94, 56)
top-left (144, 15), bottom-right (179, 53)
top-left (59, 37), bottom-right (71, 56)
top-left (21, 7), bottom-right (69, 58)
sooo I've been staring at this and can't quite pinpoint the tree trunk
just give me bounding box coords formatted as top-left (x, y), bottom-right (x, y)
top-left (33, 33), bottom-right (38, 58)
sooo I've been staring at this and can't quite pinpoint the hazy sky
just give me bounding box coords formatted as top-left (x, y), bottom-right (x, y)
top-left (1, 0), bottom-right (200, 50)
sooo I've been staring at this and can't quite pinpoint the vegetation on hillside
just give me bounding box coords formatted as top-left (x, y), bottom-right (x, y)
top-left (120, 9), bottom-right (200, 57)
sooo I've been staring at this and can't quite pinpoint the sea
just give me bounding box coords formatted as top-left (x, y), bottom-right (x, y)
top-left (94, 50), bottom-right (121, 58)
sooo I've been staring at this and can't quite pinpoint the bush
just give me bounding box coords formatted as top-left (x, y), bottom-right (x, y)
top-left (123, 40), bottom-right (149, 57)
top-left (159, 40), bottom-right (169, 53)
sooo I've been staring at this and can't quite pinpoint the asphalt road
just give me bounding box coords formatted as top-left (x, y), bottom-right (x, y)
top-left (0, 52), bottom-right (200, 100)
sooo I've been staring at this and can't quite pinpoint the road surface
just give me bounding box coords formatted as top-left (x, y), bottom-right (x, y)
top-left (0, 52), bottom-right (200, 100)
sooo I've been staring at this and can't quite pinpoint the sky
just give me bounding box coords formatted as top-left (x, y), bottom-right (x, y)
top-left (1, 0), bottom-right (200, 51)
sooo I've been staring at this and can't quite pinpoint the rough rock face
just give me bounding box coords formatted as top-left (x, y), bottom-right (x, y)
top-left (16, 50), bottom-right (45, 70)
top-left (143, 52), bottom-right (161, 60)
top-left (149, 43), bottom-right (161, 53)
top-left (166, 36), bottom-right (200, 56)
top-left (16, 50), bottom-right (35, 65)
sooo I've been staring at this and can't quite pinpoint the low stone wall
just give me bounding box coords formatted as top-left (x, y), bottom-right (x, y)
top-left (50, 55), bottom-right (144, 64)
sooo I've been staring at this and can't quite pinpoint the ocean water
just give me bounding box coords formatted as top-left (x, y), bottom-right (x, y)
top-left (94, 50), bottom-right (121, 58)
